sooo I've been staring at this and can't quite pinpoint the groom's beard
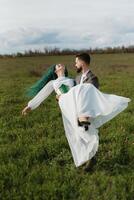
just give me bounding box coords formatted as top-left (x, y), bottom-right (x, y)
top-left (76, 67), bottom-right (82, 73)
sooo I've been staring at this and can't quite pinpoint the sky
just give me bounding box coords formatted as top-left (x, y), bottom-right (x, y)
top-left (0, 0), bottom-right (134, 54)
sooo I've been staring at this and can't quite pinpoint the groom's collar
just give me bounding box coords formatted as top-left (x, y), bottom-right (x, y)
top-left (80, 69), bottom-right (91, 83)
top-left (82, 69), bottom-right (91, 77)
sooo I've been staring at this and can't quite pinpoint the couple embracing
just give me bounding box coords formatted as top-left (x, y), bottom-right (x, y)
top-left (22, 53), bottom-right (130, 171)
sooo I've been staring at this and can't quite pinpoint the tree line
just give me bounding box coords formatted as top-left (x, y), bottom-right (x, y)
top-left (1, 45), bottom-right (134, 58)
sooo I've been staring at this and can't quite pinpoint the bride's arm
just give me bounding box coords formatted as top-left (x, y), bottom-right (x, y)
top-left (28, 80), bottom-right (54, 110)
top-left (22, 81), bottom-right (54, 115)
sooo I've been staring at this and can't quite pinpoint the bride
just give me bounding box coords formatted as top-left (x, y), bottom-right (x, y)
top-left (22, 64), bottom-right (131, 167)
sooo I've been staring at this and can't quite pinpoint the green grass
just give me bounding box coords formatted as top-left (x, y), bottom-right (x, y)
top-left (0, 54), bottom-right (134, 200)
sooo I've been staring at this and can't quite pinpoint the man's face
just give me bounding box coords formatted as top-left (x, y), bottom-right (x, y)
top-left (75, 57), bottom-right (83, 73)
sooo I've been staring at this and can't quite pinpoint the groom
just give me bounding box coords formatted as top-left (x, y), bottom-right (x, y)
top-left (75, 53), bottom-right (99, 88)
top-left (74, 53), bottom-right (99, 172)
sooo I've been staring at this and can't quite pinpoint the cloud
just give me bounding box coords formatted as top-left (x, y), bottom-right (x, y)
top-left (0, 28), bottom-right (62, 53)
top-left (0, 21), bottom-right (134, 54)
top-left (0, 0), bottom-right (134, 53)
top-left (26, 33), bottom-right (60, 45)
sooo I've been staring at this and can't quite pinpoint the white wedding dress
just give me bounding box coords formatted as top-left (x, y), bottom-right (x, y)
top-left (28, 76), bottom-right (131, 167)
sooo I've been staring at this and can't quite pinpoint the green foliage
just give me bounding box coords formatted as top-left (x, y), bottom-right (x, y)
top-left (0, 54), bottom-right (134, 199)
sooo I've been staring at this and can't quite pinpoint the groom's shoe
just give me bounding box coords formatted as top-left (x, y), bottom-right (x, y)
top-left (83, 157), bottom-right (97, 172)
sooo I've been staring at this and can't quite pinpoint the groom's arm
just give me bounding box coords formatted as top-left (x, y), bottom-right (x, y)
top-left (91, 76), bottom-right (99, 89)
top-left (85, 71), bottom-right (99, 89)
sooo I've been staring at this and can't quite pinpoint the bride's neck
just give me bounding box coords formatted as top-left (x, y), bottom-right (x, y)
top-left (57, 72), bottom-right (65, 77)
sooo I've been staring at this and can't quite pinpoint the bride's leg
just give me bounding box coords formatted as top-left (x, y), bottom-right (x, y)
top-left (78, 116), bottom-right (90, 122)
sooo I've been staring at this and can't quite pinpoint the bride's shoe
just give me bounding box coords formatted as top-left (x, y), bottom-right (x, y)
top-left (78, 117), bottom-right (91, 131)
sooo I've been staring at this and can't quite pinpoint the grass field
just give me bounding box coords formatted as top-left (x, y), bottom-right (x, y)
top-left (0, 53), bottom-right (134, 200)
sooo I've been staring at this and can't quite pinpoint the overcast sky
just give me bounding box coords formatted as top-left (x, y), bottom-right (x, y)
top-left (0, 0), bottom-right (134, 54)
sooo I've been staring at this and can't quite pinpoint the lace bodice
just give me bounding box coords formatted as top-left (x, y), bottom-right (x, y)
top-left (53, 76), bottom-right (74, 94)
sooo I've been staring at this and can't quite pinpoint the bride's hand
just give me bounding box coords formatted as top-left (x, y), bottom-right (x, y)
top-left (22, 106), bottom-right (31, 116)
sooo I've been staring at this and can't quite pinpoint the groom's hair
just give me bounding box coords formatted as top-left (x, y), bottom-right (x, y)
top-left (76, 53), bottom-right (91, 65)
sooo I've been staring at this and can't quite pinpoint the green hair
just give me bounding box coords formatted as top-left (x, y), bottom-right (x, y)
top-left (25, 64), bottom-right (68, 97)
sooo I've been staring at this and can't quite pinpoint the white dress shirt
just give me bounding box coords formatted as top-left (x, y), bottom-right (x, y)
top-left (80, 69), bottom-right (90, 84)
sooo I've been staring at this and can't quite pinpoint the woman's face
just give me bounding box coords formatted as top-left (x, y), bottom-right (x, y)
top-left (55, 64), bottom-right (65, 74)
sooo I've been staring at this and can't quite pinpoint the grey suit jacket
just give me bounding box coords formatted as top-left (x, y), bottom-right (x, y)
top-left (75, 70), bottom-right (99, 89)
